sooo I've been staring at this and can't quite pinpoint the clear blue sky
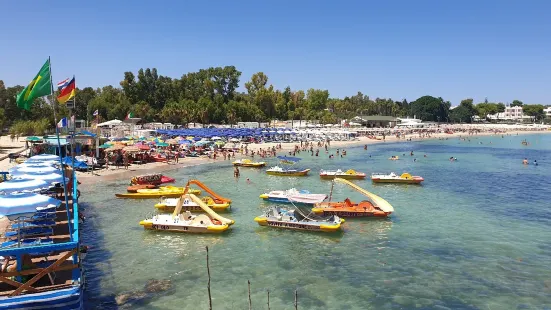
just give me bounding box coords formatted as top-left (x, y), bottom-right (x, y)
top-left (2, 0), bottom-right (551, 105)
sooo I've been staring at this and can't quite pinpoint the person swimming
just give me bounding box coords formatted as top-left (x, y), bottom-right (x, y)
top-left (523, 158), bottom-right (529, 165)
top-left (533, 160), bottom-right (538, 166)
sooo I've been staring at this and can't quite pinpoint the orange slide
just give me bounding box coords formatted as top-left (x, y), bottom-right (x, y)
top-left (186, 180), bottom-right (232, 204)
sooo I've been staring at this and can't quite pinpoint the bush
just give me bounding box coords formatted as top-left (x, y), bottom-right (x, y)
top-left (9, 119), bottom-right (52, 136)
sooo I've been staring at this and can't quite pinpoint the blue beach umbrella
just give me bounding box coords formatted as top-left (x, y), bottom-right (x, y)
top-left (0, 179), bottom-right (50, 194)
top-left (0, 192), bottom-right (61, 220)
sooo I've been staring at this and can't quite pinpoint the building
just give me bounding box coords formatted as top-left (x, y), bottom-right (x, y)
top-left (487, 106), bottom-right (532, 122)
top-left (352, 116), bottom-right (398, 128)
top-left (503, 106), bottom-right (524, 119)
top-left (544, 107), bottom-right (551, 118)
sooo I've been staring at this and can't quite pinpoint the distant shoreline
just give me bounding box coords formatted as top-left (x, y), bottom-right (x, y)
top-left (76, 129), bottom-right (550, 185)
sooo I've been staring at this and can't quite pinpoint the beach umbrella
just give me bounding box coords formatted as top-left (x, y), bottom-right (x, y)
top-left (0, 192), bottom-right (61, 220)
top-left (61, 157), bottom-right (88, 169)
top-left (138, 144), bottom-right (150, 151)
top-left (26, 136), bottom-right (42, 142)
top-left (0, 179), bottom-right (50, 195)
top-left (230, 138), bottom-right (239, 142)
top-left (106, 144), bottom-right (125, 152)
top-left (156, 142), bottom-right (169, 147)
top-left (123, 146), bottom-right (140, 153)
top-left (99, 143), bottom-right (111, 149)
top-left (10, 165), bottom-right (60, 176)
top-left (26, 154), bottom-right (59, 163)
top-left (179, 140), bottom-right (191, 145)
top-left (211, 136), bottom-right (222, 140)
top-left (14, 171), bottom-right (67, 183)
top-left (166, 138), bottom-right (178, 144)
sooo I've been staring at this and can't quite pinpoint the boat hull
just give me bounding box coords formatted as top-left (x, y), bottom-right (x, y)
top-left (312, 201), bottom-right (391, 217)
top-left (116, 188), bottom-right (201, 199)
top-left (266, 169), bottom-right (310, 176)
top-left (233, 163), bottom-right (266, 167)
top-left (254, 217), bottom-right (341, 232)
top-left (259, 194), bottom-right (327, 205)
top-left (0, 285), bottom-right (83, 310)
top-left (371, 178), bottom-right (423, 184)
top-left (320, 174), bottom-right (366, 180)
top-left (139, 220), bottom-right (229, 233)
top-left (155, 202), bottom-right (230, 212)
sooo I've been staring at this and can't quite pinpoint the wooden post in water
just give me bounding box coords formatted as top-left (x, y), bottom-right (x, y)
top-left (248, 280), bottom-right (252, 310)
top-left (267, 289), bottom-right (270, 310)
top-left (294, 289), bottom-right (298, 310)
top-left (206, 246), bottom-right (212, 310)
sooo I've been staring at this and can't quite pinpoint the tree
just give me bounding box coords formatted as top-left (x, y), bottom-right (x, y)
top-left (511, 100), bottom-right (523, 107)
top-left (496, 103), bottom-right (506, 113)
top-left (522, 104), bottom-right (544, 121)
top-left (410, 95), bottom-right (449, 121)
top-left (306, 89), bottom-right (329, 112)
top-left (244, 72), bottom-right (268, 97)
top-left (476, 103), bottom-right (499, 119)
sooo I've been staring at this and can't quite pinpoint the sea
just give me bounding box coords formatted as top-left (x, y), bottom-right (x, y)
top-left (81, 133), bottom-right (551, 310)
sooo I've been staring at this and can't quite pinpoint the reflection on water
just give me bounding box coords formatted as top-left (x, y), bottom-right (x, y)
top-left (82, 134), bottom-right (551, 309)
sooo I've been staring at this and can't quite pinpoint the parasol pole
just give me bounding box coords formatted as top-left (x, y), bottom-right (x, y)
top-left (49, 57), bottom-right (73, 239)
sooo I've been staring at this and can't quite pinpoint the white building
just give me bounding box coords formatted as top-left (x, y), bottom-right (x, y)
top-left (544, 107), bottom-right (551, 118)
top-left (487, 106), bottom-right (532, 121)
top-left (503, 106), bottom-right (523, 119)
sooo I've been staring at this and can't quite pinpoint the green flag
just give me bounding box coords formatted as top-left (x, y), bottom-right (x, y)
top-left (16, 59), bottom-right (52, 110)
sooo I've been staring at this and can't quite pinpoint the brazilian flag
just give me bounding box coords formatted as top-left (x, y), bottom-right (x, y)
top-left (16, 59), bottom-right (52, 110)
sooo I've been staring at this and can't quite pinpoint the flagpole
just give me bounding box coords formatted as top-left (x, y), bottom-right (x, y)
top-left (49, 57), bottom-right (73, 240)
top-left (71, 75), bottom-right (76, 174)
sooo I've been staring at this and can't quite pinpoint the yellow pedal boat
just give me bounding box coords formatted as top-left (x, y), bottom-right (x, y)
top-left (140, 194), bottom-right (234, 234)
top-left (232, 159), bottom-right (266, 167)
top-left (116, 186), bottom-right (201, 199)
top-left (155, 196), bottom-right (231, 212)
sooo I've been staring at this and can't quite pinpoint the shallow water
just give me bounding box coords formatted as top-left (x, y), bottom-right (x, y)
top-left (81, 133), bottom-right (551, 309)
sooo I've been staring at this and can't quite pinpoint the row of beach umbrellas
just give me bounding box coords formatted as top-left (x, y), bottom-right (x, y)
top-left (0, 154), bottom-right (68, 219)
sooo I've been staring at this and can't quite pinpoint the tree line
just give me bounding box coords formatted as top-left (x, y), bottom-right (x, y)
top-left (0, 67), bottom-right (548, 135)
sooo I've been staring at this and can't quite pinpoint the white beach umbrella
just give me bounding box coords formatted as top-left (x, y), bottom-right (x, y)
top-left (211, 136), bottom-right (222, 140)
top-left (26, 154), bottom-right (59, 163)
top-left (10, 165), bottom-right (60, 176)
top-left (0, 179), bottom-right (50, 194)
top-left (0, 192), bottom-right (61, 219)
top-left (14, 171), bottom-right (68, 184)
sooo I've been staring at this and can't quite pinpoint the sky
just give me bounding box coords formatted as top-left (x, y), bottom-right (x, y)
top-left (2, 0), bottom-right (551, 105)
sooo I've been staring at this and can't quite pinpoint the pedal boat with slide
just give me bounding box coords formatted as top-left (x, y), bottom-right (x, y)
top-left (312, 178), bottom-right (394, 217)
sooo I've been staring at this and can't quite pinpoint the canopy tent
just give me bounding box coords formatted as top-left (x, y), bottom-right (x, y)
top-left (0, 179), bottom-right (50, 194)
top-left (97, 119), bottom-right (122, 127)
top-left (0, 192), bottom-right (61, 219)
top-left (61, 157), bottom-right (89, 169)
top-left (26, 136), bottom-right (42, 142)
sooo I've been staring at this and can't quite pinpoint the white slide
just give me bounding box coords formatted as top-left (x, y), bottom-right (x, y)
top-left (188, 194), bottom-right (235, 225)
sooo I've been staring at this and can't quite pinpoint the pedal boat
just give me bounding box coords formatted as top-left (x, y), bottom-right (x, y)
top-left (140, 193), bottom-right (234, 233)
top-left (254, 206), bottom-right (343, 232)
top-left (155, 196), bottom-right (230, 212)
top-left (232, 159), bottom-right (266, 167)
top-left (312, 178), bottom-right (394, 217)
top-left (319, 169), bottom-right (366, 180)
top-left (116, 186), bottom-right (201, 198)
top-left (371, 172), bottom-right (424, 184)
top-left (266, 166), bottom-right (310, 176)
top-left (130, 173), bottom-right (175, 185)
top-left (259, 188), bottom-right (327, 205)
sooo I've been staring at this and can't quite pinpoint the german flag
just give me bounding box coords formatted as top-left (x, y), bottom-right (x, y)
top-left (57, 77), bottom-right (76, 104)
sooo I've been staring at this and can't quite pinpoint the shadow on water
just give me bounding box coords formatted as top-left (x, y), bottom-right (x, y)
top-left (81, 186), bottom-right (177, 309)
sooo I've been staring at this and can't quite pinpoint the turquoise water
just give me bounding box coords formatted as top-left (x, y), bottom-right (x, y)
top-left (82, 134), bottom-right (551, 309)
